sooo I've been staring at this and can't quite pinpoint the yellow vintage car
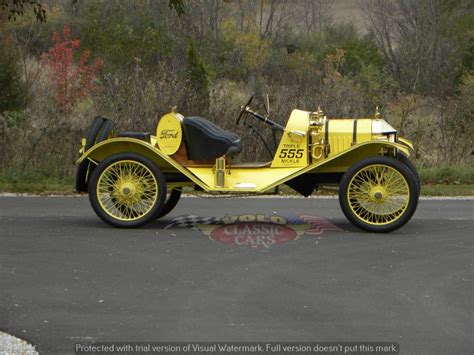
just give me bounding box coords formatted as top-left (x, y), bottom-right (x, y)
top-left (76, 95), bottom-right (419, 232)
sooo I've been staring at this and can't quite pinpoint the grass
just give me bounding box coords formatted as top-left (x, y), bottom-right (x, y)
top-left (419, 165), bottom-right (474, 185)
top-left (420, 184), bottom-right (474, 196)
top-left (0, 177), bottom-right (75, 194)
top-left (0, 165), bottom-right (473, 196)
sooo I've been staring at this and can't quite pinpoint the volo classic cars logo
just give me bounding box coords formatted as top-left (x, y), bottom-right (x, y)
top-left (164, 214), bottom-right (342, 248)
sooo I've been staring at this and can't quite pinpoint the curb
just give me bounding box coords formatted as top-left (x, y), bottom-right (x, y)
top-left (0, 331), bottom-right (38, 355)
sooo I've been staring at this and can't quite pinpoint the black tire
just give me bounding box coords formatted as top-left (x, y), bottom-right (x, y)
top-left (76, 117), bottom-right (115, 193)
top-left (339, 156), bottom-right (419, 233)
top-left (86, 116), bottom-right (106, 149)
top-left (75, 116), bottom-right (106, 192)
top-left (75, 161), bottom-right (90, 192)
top-left (88, 153), bottom-right (167, 228)
top-left (156, 188), bottom-right (182, 219)
top-left (96, 119), bottom-right (115, 142)
top-left (398, 152), bottom-right (421, 195)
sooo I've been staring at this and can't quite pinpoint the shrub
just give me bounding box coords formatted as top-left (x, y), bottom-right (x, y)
top-left (41, 24), bottom-right (103, 113)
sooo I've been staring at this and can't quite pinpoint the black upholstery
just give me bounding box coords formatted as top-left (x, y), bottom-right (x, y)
top-left (182, 117), bottom-right (241, 160)
top-left (117, 131), bottom-right (151, 142)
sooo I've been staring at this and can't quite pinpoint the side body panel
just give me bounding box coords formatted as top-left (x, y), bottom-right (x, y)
top-left (326, 119), bottom-right (372, 156)
top-left (187, 166), bottom-right (302, 192)
top-left (271, 109), bottom-right (309, 168)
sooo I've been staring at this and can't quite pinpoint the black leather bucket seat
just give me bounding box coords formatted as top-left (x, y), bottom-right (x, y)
top-left (182, 116), bottom-right (241, 160)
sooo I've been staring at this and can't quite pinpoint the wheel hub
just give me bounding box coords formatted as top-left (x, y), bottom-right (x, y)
top-left (369, 185), bottom-right (387, 202)
top-left (115, 179), bottom-right (142, 205)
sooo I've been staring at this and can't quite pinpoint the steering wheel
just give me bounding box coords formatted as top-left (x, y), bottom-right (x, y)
top-left (236, 94), bottom-right (254, 125)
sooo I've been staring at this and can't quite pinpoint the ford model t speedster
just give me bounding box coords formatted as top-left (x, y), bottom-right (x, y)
top-left (76, 95), bottom-right (419, 232)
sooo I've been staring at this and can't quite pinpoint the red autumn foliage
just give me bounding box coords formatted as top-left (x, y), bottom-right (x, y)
top-left (42, 25), bottom-right (103, 111)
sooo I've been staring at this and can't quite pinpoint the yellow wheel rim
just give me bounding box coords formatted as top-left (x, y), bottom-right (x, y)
top-left (97, 160), bottom-right (158, 221)
top-left (347, 164), bottom-right (410, 226)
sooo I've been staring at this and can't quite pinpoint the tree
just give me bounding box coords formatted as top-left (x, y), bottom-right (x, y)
top-left (0, 29), bottom-right (26, 113)
top-left (186, 40), bottom-right (209, 113)
top-left (361, 0), bottom-right (468, 97)
top-left (41, 25), bottom-right (103, 112)
top-left (298, 0), bottom-right (333, 33)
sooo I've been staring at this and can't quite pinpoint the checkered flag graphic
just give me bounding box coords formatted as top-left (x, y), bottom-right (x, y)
top-left (164, 215), bottom-right (222, 230)
top-left (299, 215), bottom-right (343, 235)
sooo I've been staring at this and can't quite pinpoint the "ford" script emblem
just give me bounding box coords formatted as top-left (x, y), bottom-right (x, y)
top-left (160, 129), bottom-right (178, 139)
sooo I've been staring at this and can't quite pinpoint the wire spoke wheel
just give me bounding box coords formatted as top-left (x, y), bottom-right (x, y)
top-left (97, 160), bottom-right (158, 221)
top-left (348, 165), bottom-right (409, 225)
top-left (339, 156), bottom-right (419, 233)
top-left (89, 153), bottom-right (166, 228)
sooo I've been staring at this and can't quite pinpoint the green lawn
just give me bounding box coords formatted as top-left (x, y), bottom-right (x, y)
top-left (420, 184), bottom-right (474, 196)
top-left (0, 178), bottom-right (76, 194)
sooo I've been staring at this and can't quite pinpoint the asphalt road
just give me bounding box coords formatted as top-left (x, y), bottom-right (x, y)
top-left (0, 196), bottom-right (472, 355)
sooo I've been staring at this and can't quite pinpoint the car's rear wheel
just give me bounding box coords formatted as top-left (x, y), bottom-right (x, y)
top-left (156, 188), bottom-right (182, 219)
top-left (88, 153), bottom-right (166, 228)
top-left (339, 156), bottom-right (419, 233)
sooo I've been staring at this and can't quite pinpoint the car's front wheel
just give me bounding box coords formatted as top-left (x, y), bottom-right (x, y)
top-left (339, 156), bottom-right (419, 233)
top-left (397, 152), bottom-right (421, 194)
top-left (88, 153), bottom-right (166, 228)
